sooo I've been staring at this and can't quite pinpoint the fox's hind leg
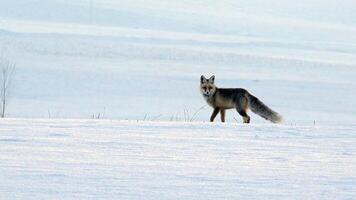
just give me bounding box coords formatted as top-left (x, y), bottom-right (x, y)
top-left (236, 96), bottom-right (250, 123)
top-left (237, 109), bottom-right (250, 123)
top-left (220, 109), bottom-right (226, 122)
top-left (210, 108), bottom-right (220, 122)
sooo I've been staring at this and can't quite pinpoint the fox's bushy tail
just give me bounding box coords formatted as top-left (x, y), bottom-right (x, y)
top-left (247, 93), bottom-right (282, 123)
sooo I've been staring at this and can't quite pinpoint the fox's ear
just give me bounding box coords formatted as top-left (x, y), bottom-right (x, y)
top-left (209, 75), bottom-right (215, 83)
top-left (201, 75), bottom-right (207, 83)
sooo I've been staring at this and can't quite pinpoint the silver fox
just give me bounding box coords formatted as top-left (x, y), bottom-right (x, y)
top-left (200, 75), bottom-right (282, 123)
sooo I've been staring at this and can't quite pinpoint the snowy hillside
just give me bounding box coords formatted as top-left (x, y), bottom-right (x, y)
top-left (0, 0), bottom-right (355, 123)
top-left (0, 119), bottom-right (355, 199)
top-left (0, 1), bottom-right (356, 199)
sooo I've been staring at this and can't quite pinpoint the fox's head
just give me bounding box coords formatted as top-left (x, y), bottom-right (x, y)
top-left (200, 75), bottom-right (216, 97)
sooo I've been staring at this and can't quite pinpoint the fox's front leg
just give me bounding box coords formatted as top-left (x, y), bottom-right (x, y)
top-left (220, 109), bottom-right (226, 122)
top-left (210, 108), bottom-right (220, 122)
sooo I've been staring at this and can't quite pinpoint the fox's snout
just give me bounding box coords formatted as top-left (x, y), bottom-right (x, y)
top-left (201, 85), bottom-right (214, 95)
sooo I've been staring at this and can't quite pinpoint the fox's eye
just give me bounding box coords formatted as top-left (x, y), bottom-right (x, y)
top-left (208, 86), bottom-right (213, 90)
top-left (202, 86), bottom-right (207, 90)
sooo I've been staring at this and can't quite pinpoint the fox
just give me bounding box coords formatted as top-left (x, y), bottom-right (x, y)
top-left (200, 75), bottom-right (282, 123)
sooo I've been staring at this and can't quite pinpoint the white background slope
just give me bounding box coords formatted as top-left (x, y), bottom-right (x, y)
top-left (0, 119), bottom-right (355, 199)
top-left (0, 0), bottom-right (355, 123)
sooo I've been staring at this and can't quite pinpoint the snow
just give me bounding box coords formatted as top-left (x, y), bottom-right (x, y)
top-left (0, 118), bottom-right (355, 199)
top-left (0, 0), bottom-right (355, 123)
top-left (0, 0), bottom-right (355, 199)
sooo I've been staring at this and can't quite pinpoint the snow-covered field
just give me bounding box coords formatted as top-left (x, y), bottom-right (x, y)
top-left (0, 0), bottom-right (355, 199)
top-left (0, 119), bottom-right (355, 199)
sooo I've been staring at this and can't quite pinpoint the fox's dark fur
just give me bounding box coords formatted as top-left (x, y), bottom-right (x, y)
top-left (200, 75), bottom-right (282, 123)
